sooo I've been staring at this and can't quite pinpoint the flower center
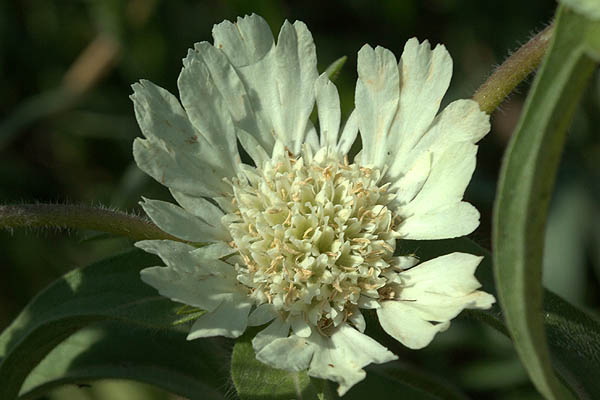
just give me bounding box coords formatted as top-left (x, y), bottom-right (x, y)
top-left (223, 148), bottom-right (403, 328)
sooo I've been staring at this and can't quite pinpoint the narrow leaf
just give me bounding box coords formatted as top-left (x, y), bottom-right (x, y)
top-left (324, 56), bottom-right (347, 82)
top-left (493, 5), bottom-right (599, 399)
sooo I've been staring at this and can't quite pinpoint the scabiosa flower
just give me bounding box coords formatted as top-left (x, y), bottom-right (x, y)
top-left (132, 14), bottom-right (495, 396)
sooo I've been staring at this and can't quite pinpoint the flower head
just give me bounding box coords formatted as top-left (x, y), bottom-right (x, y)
top-left (132, 14), bottom-right (495, 396)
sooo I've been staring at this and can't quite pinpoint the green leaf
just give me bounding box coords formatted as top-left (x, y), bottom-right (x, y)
top-left (0, 249), bottom-right (197, 400)
top-left (324, 56), bottom-right (347, 82)
top-left (492, 5), bottom-right (600, 400)
top-left (559, 0), bottom-right (600, 21)
top-left (19, 321), bottom-right (228, 400)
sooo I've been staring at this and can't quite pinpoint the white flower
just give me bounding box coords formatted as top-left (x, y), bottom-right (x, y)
top-left (132, 14), bottom-right (495, 396)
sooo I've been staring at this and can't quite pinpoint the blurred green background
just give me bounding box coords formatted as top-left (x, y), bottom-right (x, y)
top-left (2, 1), bottom-right (599, 399)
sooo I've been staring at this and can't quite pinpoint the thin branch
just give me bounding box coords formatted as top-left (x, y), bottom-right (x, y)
top-left (0, 204), bottom-right (185, 243)
top-left (473, 24), bottom-right (555, 114)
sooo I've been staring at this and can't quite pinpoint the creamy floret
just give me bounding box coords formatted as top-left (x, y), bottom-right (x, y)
top-left (224, 147), bottom-right (407, 331)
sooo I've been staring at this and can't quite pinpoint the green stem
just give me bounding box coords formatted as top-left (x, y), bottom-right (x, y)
top-left (0, 204), bottom-right (182, 242)
top-left (473, 24), bottom-right (554, 114)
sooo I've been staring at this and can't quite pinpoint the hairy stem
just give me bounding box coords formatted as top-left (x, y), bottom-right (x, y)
top-left (473, 24), bottom-right (554, 114)
top-left (0, 204), bottom-right (183, 242)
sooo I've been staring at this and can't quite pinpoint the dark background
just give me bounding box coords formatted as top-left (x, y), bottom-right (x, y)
top-left (2, 1), bottom-right (599, 399)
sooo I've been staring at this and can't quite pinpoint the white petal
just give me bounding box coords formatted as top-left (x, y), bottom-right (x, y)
top-left (337, 109), bottom-right (358, 156)
top-left (399, 252), bottom-right (483, 295)
top-left (332, 325), bottom-right (396, 365)
top-left (390, 99), bottom-right (489, 178)
top-left (212, 14), bottom-right (274, 67)
top-left (377, 300), bottom-right (449, 349)
top-left (387, 39), bottom-right (452, 170)
top-left (133, 138), bottom-right (229, 198)
top-left (169, 190), bottom-right (229, 233)
top-left (308, 324), bottom-right (397, 396)
top-left (212, 16), bottom-right (318, 155)
top-left (290, 315), bottom-right (312, 337)
top-left (304, 122), bottom-right (321, 153)
top-left (355, 45), bottom-right (399, 168)
top-left (396, 291), bottom-right (495, 322)
top-left (256, 335), bottom-right (316, 371)
top-left (390, 255), bottom-right (420, 271)
top-left (271, 140), bottom-right (287, 160)
top-left (136, 240), bottom-right (235, 278)
top-left (237, 128), bottom-right (270, 168)
top-left (382, 253), bottom-right (495, 329)
top-left (190, 241), bottom-right (238, 261)
top-left (135, 240), bottom-right (197, 272)
top-left (468, 291), bottom-right (495, 309)
top-left (315, 73), bottom-right (341, 149)
top-left (358, 295), bottom-right (381, 309)
top-left (140, 266), bottom-right (238, 312)
top-left (212, 15), bottom-right (277, 153)
top-left (403, 142), bottom-right (477, 214)
top-left (187, 298), bottom-right (252, 339)
top-left (131, 81), bottom-right (234, 196)
top-left (414, 99), bottom-right (490, 153)
top-left (191, 41), bottom-right (269, 156)
top-left (389, 151), bottom-right (431, 207)
top-left (211, 16), bottom-right (278, 153)
top-left (397, 201), bottom-right (480, 240)
top-left (212, 195), bottom-right (236, 214)
top-left (247, 303), bottom-right (277, 326)
top-left (270, 20), bottom-right (319, 153)
top-left (131, 80), bottom-right (220, 155)
top-left (347, 308), bottom-right (366, 332)
top-left (252, 318), bottom-right (290, 353)
top-left (140, 198), bottom-right (228, 242)
top-left (178, 45), bottom-right (240, 171)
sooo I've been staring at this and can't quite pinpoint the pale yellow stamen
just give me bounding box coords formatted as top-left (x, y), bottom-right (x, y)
top-left (223, 147), bottom-right (402, 330)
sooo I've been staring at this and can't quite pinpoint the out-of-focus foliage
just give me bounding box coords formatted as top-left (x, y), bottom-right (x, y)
top-left (1, 1), bottom-right (599, 399)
